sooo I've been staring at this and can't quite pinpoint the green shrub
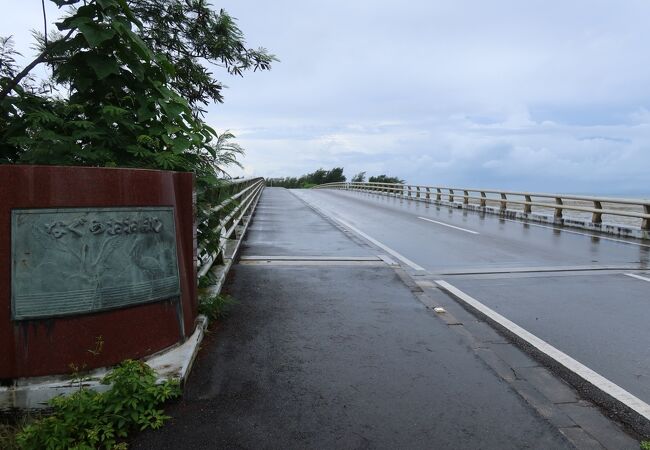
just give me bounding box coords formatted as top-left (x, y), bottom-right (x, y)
top-left (641, 441), bottom-right (650, 450)
top-left (16, 360), bottom-right (180, 450)
top-left (198, 294), bottom-right (237, 322)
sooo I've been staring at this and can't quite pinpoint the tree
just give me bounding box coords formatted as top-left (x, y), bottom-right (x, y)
top-left (0, 0), bottom-right (275, 167)
top-left (324, 167), bottom-right (345, 183)
top-left (129, 1), bottom-right (276, 115)
top-left (351, 171), bottom-right (366, 182)
top-left (268, 167), bottom-right (347, 188)
top-left (368, 174), bottom-right (404, 184)
top-left (0, 0), bottom-right (273, 254)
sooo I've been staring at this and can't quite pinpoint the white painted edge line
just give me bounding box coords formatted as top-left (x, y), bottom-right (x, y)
top-left (625, 273), bottom-right (650, 283)
top-left (333, 217), bottom-right (426, 271)
top-left (499, 217), bottom-right (650, 248)
top-left (293, 190), bottom-right (426, 271)
top-left (435, 279), bottom-right (650, 422)
top-left (418, 216), bottom-right (479, 235)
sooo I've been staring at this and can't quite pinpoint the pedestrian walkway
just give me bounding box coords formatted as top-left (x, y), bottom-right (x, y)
top-left (132, 188), bottom-right (639, 449)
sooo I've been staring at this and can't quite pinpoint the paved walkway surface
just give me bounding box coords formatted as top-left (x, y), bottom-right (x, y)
top-left (132, 188), bottom-right (640, 449)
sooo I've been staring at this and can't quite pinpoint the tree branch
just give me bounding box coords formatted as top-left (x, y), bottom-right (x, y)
top-left (0, 28), bottom-right (74, 101)
top-left (42, 0), bottom-right (48, 47)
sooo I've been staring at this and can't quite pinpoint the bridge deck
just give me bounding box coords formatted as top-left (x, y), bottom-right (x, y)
top-left (133, 187), bottom-right (640, 449)
top-left (296, 188), bottom-right (650, 408)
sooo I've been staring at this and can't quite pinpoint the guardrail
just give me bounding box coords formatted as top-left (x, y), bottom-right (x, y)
top-left (197, 177), bottom-right (265, 288)
top-left (314, 182), bottom-right (650, 235)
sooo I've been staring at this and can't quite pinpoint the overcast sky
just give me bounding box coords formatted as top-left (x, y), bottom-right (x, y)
top-left (4, 1), bottom-right (650, 195)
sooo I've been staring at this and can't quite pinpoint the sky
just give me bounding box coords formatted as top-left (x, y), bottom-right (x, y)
top-left (3, 1), bottom-right (650, 195)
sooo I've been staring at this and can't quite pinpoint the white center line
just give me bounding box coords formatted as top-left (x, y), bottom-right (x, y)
top-left (625, 273), bottom-right (650, 283)
top-left (418, 217), bottom-right (479, 235)
top-left (435, 280), bottom-right (650, 422)
top-left (498, 217), bottom-right (650, 248)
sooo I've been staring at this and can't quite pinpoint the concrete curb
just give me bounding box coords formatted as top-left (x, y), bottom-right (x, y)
top-left (0, 316), bottom-right (208, 414)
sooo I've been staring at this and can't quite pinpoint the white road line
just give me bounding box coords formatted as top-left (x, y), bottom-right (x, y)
top-left (293, 190), bottom-right (426, 271)
top-left (435, 279), bottom-right (650, 422)
top-left (333, 217), bottom-right (426, 271)
top-left (499, 217), bottom-right (650, 248)
top-left (418, 217), bottom-right (479, 235)
top-left (625, 273), bottom-right (650, 283)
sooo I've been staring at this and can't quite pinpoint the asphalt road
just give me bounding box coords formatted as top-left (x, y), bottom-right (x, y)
top-left (294, 188), bottom-right (650, 406)
top-left (295, 189), bottom-right (649, 273)
top-left (131, 188), bottom-right (642, 449)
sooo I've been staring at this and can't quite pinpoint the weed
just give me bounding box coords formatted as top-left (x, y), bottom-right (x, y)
top-left (198, 294), bottom-right (237, 322)
top-left (16, 360), bottom-right (180, 450)
top-left (0, 422), bottom-right (21, 450)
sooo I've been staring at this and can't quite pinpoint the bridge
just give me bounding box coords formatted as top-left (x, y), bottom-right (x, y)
top-left (133, 182), bottom-right (650, 449)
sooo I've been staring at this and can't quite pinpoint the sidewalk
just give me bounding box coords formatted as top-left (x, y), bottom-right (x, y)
top-left (132, 188), bottom-right (638, 449)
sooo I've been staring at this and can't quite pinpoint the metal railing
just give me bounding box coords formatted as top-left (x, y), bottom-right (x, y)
top-left (197, 177), bottom-right (265, 279)
top-left (314, 182), bottom-right (650, 231)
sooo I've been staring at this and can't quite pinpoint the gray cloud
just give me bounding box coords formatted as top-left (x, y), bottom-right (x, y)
top-left (3, 1), bottom-right (650, 195)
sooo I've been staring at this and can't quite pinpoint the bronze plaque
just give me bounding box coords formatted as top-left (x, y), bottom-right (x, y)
top-left (11, 207), bottom-right (181, 320)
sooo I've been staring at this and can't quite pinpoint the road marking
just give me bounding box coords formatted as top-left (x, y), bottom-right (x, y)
top-left (418, 217), bottom-right (479, 234)
top-left (292, 190), bottom-right (426, 271)
top-left (625, 273), bottom-right (650, 283)
top-left (331, 217), bottom-right (426, 271)
top-left (435, 279), bottom-right (650, 423)
top-left (499, 217), bottom-right (650, 248)
top-left (439, 264), bottom-right (642, 275)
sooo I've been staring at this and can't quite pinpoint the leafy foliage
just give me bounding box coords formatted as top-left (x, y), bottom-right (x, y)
top-left (641, 441), bottom-right (650, 450)
top-left (2, 0), bottom-right (216, 170)
top-left (269, 167), bottom-right (347, 188)
top-left (198, 293), bottom-right (237, 322)
top-left (1, 0), bottom-right (272, 253)
top-left (17, 360), bottom-right (180, 450)
top-left (129, 1), bottom-right (276, 115)
top-left (16, 360), bottom-right (180, 450)
top-left (351, 171), bottom-right (366, 182)
top-left (368, 174), bottom-right (404, 184)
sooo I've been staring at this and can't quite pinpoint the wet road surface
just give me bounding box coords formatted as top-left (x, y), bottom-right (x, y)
top-left (132, 188), bottom-right (641, 449)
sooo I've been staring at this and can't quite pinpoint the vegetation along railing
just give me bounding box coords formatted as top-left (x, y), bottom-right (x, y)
top-left (197, 177), bottom-right (265, 289)
top-left (314, 182), bottom-right (650, 235)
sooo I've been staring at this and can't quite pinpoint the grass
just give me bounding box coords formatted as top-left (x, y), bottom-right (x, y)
top-left (198, 293), bottom-right (237, 322)
top-left (0, 416), bottom-right (33, 450)
top-left (0, 423), bottom-right (20, 450)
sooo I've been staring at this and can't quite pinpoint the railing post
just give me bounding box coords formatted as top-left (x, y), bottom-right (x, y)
top-left (592, 200), bottom-right (603, 224)
top-left (463, 190), bottom-right (469, 205)
top-left (642, 205), bottom-right (650, 230)
top-left (554, 197), bottom-right (564, 220)
top-left (425, 187), bottom-right (431, 202)
top-left (416, 187), bottom-right (421, 198)
top-left (524, 195), bottom-right (532, 214)
top-left (407, 185), bottom-right (412, 197)
top-left (449, 189), bottom-right (454, 203)
top-left (500, 193), bottom-right (507, 212)
top-left (480, 192), bottom-right (487, 207)
top-left (436, 188), bottom-right (442, 202)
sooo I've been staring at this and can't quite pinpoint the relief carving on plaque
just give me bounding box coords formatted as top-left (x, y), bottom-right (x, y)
top-left (11, 207), bottom-right (181, 320)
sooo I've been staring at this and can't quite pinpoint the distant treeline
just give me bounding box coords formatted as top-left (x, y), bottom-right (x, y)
top-left (267, 168), bottom-right (404, 189)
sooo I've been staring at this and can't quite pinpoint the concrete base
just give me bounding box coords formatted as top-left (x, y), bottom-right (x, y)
top-left (0, 315), bottom-right (207, 414)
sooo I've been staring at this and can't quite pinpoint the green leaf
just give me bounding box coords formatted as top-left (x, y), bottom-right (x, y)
top-left (86, 54), bottom-right (120, 80)
top-left (77, 22), bottom-right (116, 48)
